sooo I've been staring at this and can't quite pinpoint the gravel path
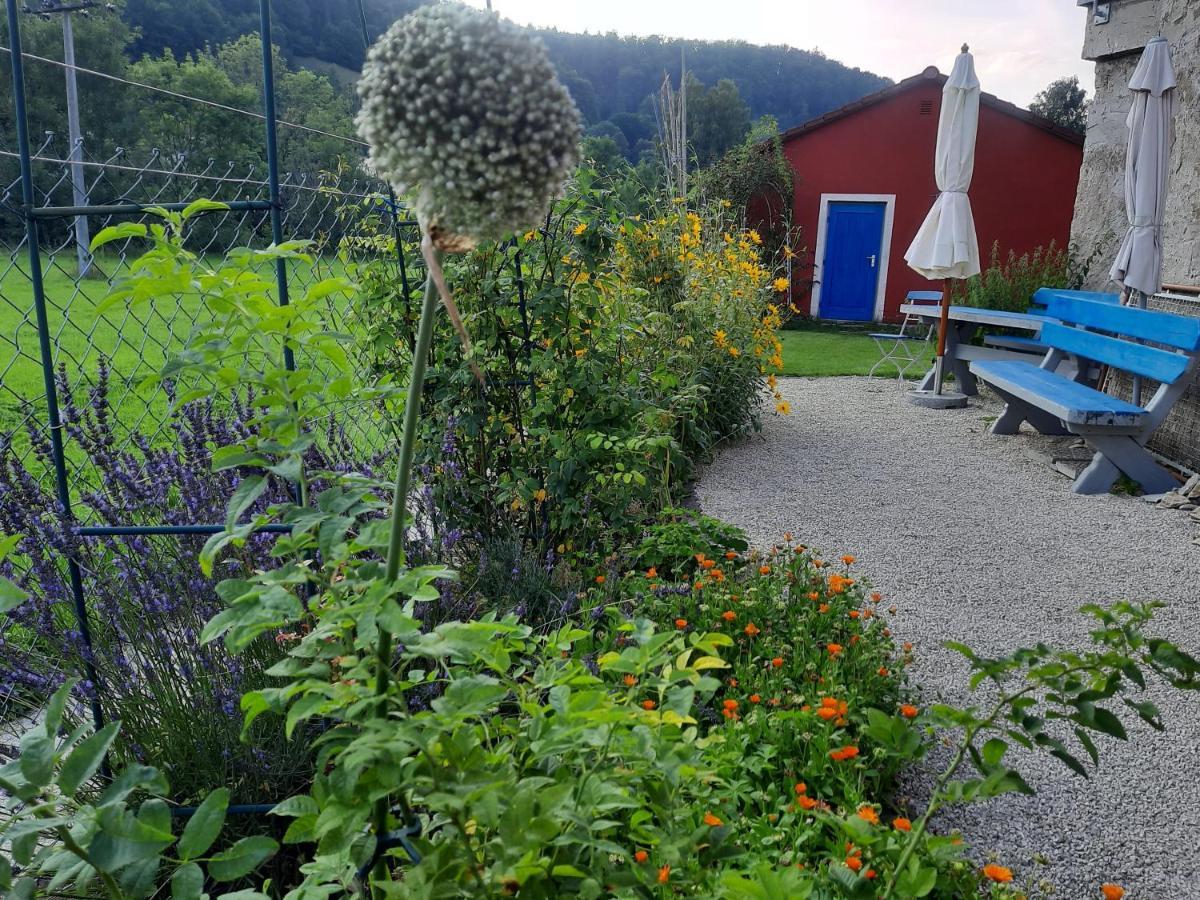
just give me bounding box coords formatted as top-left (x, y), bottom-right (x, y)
top-left (696, 376), bottom-right (1200, 900)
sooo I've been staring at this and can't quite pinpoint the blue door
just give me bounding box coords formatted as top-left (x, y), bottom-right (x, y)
top-left (818, 201), bottom-right (886, 321)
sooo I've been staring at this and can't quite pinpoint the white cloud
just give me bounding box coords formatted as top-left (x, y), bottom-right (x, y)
top-left (466, 0), bottom-right (1095, 108)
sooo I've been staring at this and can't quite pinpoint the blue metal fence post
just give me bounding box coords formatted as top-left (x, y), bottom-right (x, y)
top-left (5, 0), bottom-right (106, 733)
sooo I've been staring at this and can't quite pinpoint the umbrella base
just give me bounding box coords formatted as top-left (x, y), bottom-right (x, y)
top-left (908, 388), bottom-right (969, 409)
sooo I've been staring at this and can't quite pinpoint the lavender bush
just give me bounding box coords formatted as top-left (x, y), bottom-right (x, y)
top-left (0, 362), bottom-right (351, 803)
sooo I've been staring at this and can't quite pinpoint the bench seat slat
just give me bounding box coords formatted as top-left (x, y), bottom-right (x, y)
top-left (1038, 322), bottom-right (1191, 383)
top-left (983, 334), bottom-right (1048, 352)
top-left (970, 360), bottom-right (1145, 427)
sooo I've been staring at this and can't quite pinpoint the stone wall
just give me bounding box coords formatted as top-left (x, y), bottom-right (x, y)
top-left (1070, 0), bottom-right (1200, 291)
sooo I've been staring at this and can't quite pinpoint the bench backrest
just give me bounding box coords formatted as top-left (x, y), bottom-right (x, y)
top-left (905, 290), bottom-right (942, 305)
top-left (1030, 287), bottom-right (1119, 312)
top-left (1041, 296), bottom-right (1200, 384)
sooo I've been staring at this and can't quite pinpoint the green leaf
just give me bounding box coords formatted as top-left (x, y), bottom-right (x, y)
top-left (90, 222), bottom-right (147, 251)
top-left (43, 679), bottom-right (77, 736)
top-left (1090, 706), bottom-right (1127, 740)
top-left (896, 865), bottom-right (938, 897)
top-left (181, 199), bottom-right (230, 220)
top-left (225, 476), bottom-right (268, 531)
top-left (171, 862), bottom-right (204, 900)
top-left (18, 731), bottom-right (56, 788)
top-left (980, 737), bottom-right (1007, 769)
top-left (177, 788), bottom-right (229, 861)
top-left (207, 835), bottom-right (278, 882)
top-left (58, 721), bottom-right (120, 795)
top-left (0, 575), bottom-right (25, 613)
top-left (267, 794), bottom-right (318, 818)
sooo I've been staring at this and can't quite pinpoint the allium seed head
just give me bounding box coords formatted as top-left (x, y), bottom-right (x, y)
top-left (357, 2), bottom-right (582, 251)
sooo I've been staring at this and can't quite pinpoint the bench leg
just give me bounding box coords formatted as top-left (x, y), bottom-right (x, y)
top-left (987, 388), bottom-right (1070, 436)
top-left (1072, 434), bottom-right (1181, 496)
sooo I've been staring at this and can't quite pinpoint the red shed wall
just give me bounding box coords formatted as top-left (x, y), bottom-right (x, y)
top-left (781, 78), bottom-right (1083, 322)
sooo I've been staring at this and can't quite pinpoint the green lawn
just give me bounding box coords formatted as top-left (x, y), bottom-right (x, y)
top-left (778, 323), bottom-right (926, 378)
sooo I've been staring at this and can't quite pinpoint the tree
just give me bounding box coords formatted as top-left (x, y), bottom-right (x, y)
top-left (686, 75), bottom-right (751, 167)
top-left (1029, 75), bottom-right (1088, 133)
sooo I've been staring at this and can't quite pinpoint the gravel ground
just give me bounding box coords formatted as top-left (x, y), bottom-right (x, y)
top-left (695, 376), bottom-right (1200, 900)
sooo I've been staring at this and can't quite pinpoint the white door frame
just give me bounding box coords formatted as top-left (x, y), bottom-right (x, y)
top-left (810, 193), bottom-right (896, 322)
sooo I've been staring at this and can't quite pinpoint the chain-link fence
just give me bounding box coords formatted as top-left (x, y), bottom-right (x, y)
top-left (0, 0), bottom-right (421, 738)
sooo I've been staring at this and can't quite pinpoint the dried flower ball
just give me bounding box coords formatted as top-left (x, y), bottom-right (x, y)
top-left (357, 2), bottom-right (582, 251)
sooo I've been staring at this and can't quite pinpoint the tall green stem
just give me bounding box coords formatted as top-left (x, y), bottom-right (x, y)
top-left (371, 247), bottom-right (441, 885)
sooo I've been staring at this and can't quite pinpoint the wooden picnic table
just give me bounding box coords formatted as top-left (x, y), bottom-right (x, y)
top-left (899, 303), bottom-right (1048, 396)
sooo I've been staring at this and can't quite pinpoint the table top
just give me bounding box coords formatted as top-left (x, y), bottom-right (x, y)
top-left (899, 303), bottom-right (1046, 332)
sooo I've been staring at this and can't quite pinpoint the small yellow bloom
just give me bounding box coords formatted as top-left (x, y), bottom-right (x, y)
top-left (728, 346), bottom-right (741, 357)
top-left (523, 230), bottom-right (537, 241)
top-left (533, 489), bottom-right (547, 503)
top-left (773, 277), bottom-right (790, 293)
top-left (573, 222), bottom-right (588, 236)
top-left (776, 400), bottom-right (791, 415)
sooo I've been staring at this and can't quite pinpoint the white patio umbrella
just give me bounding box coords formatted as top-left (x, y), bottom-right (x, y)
top-left (905, 44), bottom-right (981, 406)
top-left (1110, 37), bottom-right (1175, 405)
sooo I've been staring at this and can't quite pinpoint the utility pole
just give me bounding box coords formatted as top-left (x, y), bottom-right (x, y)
top-left (22, 1), bottom-right (113, 277)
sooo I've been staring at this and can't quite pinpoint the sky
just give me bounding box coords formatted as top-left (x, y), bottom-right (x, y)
top-left (464, 0), bottom-right (1095, 108)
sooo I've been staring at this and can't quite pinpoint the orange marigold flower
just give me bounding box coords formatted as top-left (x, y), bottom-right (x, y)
top-left (882, 628), bottom-right (891, 637)
top-left (701, 558), bottom-right (716, 570)
top-left (642, 699), bottom-right (656, 710)
top-left (1101, 885), bottom-right (1125, 900)
top-left (830, 745), bottom-right (860, 761)
top-left (744, 622), bottom-right (760, 637)
top-left (646, 567), bottom-right (657, 579)
top-left (841, 555), bottom-right (856, 565)
top-left (900, 704), bottom-right (919, 718)
top-left (878, 666), bottom-right (889, 677)
top-left (827, 643), bottom-right (843, 656)
top-left (768, 697), bottom-right (780, 706)
top-left (634, 850), bottom-right (648, 864)
top-left (982, 864), bottom-right (1013, 884)
top-left (728, 677), bottom-right (738, 687)
top-left (865, 869), bottom-right (877, 880)
top-left (722, 610), bottom-right (736, 622)
top-left (845, 856), bottom-right (863, 873)
top-left (623, 674), bottom-right (637, 687)
top-left (849, 610), bottom-right (860, 619)
top-left (794, 545), bottom-right (805, 554)
top-left (797, 795), bottom-right (818, 810)
top-left (903, 642), bottom-right (914, 652)
top-left (594, 575), bottom-right (606, 584)
top-left (794, 782), bottom-right (807, 794)
top-left (856, 805), bottom-right (879, 825)
top-left (725, 550), bottom-right (738, 560)
top-left (813, 559), bottom-right (825, 568)
top-left (817, 706), bottom-right (838, 720)
top-left (772, 656), bottom-right (784, 668)
top-left (675, 618), bottom-right (688, 629)
top-left (694, 553), bottom-right (706, 563)
top-left (657, 864), bottom-right (671, 884)
top-left (749, 694), bottom-right (761, 704)
top-left (893, 816), bottom-right (912, 832)
top-left (807, 591), bottom-right (820, 601)
top-left (818, 603), bottom-right (830, 614)
top-left (871, 591), bottom-right (882, 603)
top-left (783, 531), bottom-right (793, 542)
top-left (759, 565), bottom-right (771, 576)
top-left (711, 569), bottom-right (726, 582)
top-left (703, 812), bottom-right (723, 827)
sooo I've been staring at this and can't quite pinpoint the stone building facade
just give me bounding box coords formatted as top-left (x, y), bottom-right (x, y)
top-left (1071, 0), bottom-right (1199, 291)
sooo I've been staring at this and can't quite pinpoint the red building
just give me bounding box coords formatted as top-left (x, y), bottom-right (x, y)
top-left (776, 66), bottom-right (1084, 323)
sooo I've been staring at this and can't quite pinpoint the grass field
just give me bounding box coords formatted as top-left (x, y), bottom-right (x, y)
top-left (778, 322), bottom-right (927, 378)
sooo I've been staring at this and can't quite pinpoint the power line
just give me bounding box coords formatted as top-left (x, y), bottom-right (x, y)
top-left (0, 44), bottom-right (368, 147)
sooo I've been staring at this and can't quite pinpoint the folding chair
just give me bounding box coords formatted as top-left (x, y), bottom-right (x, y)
top-left (867, 291), bottom-right (943, 382)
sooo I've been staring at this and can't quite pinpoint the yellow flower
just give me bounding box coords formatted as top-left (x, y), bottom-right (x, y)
top-left (767, 374), bottom-right (777, 389)
top-left (573, 222), bottom-right (588, 236)
top-left (714, 329), bottom-right (727, 346)
top-left (720, 199), bottom-right (732, 208)
top-left (776, 400), bottom-right (791, 415)
top-left (728, 346), bottom-right (740, 357)
top-left (773, 277), bottom-right (789, 293)
top-left (748, 229), bottom-right (762, 245)
top-left (523, 230), bottom-right (537, 241)
top-left (533, 489), bottom-right (547, 503)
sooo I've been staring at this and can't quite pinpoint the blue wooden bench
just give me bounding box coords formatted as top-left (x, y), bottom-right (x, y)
top-left (982, 288), bottom-right (1121, 355)
top-left (970, 294), bottom-right (1200, 495)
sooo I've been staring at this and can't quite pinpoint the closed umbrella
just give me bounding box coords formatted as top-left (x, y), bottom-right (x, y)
top-left (905, 44), bottom-right (981, 407)
top-left (1110, 37), bottom-right (1176, 405)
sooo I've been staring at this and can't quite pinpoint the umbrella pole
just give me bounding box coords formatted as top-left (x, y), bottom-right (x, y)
top-left (933, 278), bottom-right (953, 395)
top-left (1131, 288), bottom-right (1145, 407)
